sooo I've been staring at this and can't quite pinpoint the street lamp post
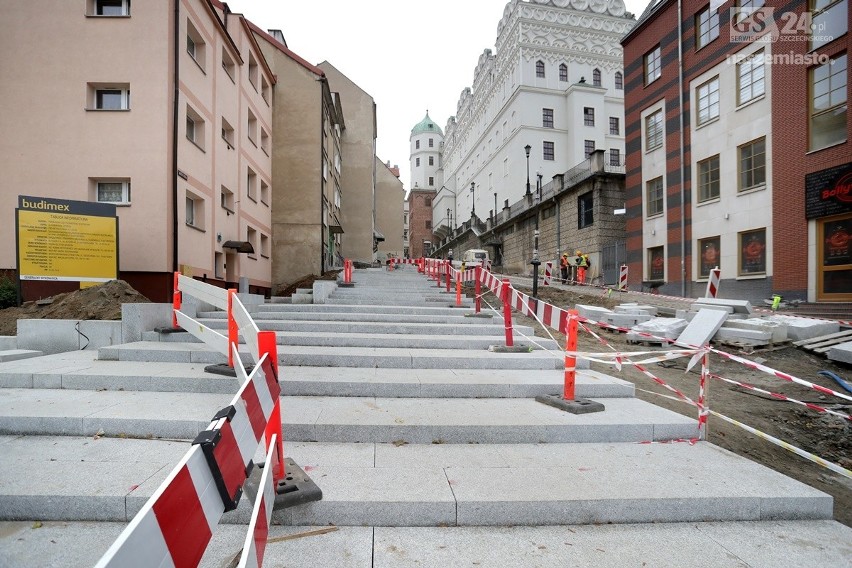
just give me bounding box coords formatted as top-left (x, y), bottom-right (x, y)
top-left (447, 207), bottom-right (452, 231)
top-left (524, 144), bottom-right (532, 196)
top-left (470, 182), bottom-right (476, 218)
top-left (493, 192), bottom-right (498, 224)
top-left (531, 170), bottom-right (542, 300)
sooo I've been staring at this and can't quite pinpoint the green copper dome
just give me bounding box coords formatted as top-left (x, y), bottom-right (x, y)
top-left (411, 112), bottom-right (443, 136)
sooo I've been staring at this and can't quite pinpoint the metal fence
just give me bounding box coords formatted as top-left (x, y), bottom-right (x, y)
top-left (601, 241), bottom-right (627, 285)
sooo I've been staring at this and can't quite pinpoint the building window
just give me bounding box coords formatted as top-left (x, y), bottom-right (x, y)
top-left (96, 180), bottom-right (130, 204)
top-left (261, 128), bottom-right (270, 155)
top-left (248, 52), bottom-right (259, 90)
top-left (91, 0), bottom-right (130, 16)
top-left (424, 197), bottom-right (432, 206)
top-left (696, 76), bottom-right (720, 125)
top-left (247, 108), bottom-right (257, 145)
top-left (416, 140), bottom-right (420, 149)
top-left (261, 76), bottom-right (270, 104)
top-left (646, 177), bottom-right (664, 217)
top-left (645, 46), bottom-right (661, 84)
top-left (609, 117), bottom-right (620, 135)
top-left (221, 117), bottom-right (235, 148)
top-left (90, 85), bottom-right (130, 110)
top-left (737, 49), bottom-right (765, 105)
top-left (593, 68), bottom-right (601, 86)
top-left (186, 20), bottom-right (205, 71)
top-left (425, 220), bottom-right (432, 229)
top-left (698, 155), bottom-right (721, 202)
top-left (584, 107), bottom-right (595, 126)
top-left (427, 156), bottom-right (433, 166)
top-left (186, 106), bottom-right (205, 150)
top-left (810, 0), bottom-right (847, 51)
top-left (809, 53), bottom-right (847, 151)
top-left (536, 60), bottom-right (545, 78)
top-left (645, 110), bottom-right (663, 151)
top-left (542, 108), bottom-right (554, 128)
top-left (615, 71), bottom-right (623, 89)
top-left (734, 0), bottom-right (765, 24)
top-left (260, 234), bottom-right (269, 258)
top-left (578, 192), bottom-right (594, 228)
top-left (429, 176), bottom-right (434, 186)
top-left (739, 228), bottom-right (767, 275)
top-left (247, 167), bottom-right (257, 201)
top-left (543, 141), bottom-right (555, 161)
top-left (416, 157), bottom-right (420, 167)
top-left (695, 5), bottom-right (720, 49)
top-left (559, 63), bottom-right (568, 81)
top-left (609, 149), bottom-right (620, 166)
top-left (260, 179), bottom-right (269, 205)
top-left (738, 137), bottom-right (766, 191)
top-left (648, 246), bottom-right (665, 281)
top-left (221, 186), bottom-right (234, 212)
top-left (429, 138), bottom-right (434, 147)
top-left (699, 236), bottom-right (721, 278)
top-left (222, 48), bottom-right (235, 81)
top-left (186, 193), bottom-right (204, 229)
top-left (584, 140), bottom-right (596, 158)
top-left (247, 226), bottom-right (257, 258)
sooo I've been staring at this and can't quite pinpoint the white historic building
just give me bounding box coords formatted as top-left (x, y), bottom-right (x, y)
top-left (434, 0), bottom-right (634, 234)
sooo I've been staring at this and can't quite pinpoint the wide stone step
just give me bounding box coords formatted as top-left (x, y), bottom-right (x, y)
top-left (98, 342), bottom-right (566, 370)
top-left (0, 436), bottom-right (832, 528)
top-left (0, 390), bottom-right (694, 443)
top-left (252, 304), bottom-right (491, 316)
top-left (143, 330), bottom-right (558, 350)
top-left (196, 311), bottom-right (491, 325)
top-left (2, 520), bottom-right (849, 568)
top-left (187, 319), bottom-right (528, 336)
top-left (326, 297), bottom-right (472, 307)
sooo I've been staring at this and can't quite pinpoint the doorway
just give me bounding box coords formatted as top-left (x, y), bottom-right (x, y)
top-left (817, 213), bottom-right (852, 301)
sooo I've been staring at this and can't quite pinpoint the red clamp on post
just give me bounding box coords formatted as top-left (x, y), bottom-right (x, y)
top-left (258, 330), bottom-right (285, 483)
top-left (501, 278), bottom-right (514, 347)
top-left (474, 266), bottom-right (482, 313)
top-left (227, 289), bottom-right (238, 369)
top-left (171, 272), bottom-right (181, 329)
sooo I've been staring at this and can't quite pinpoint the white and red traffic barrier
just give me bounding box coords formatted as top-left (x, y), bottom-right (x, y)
top-left (172, 272), bottom-right (182, 329)
top-left (705, 266), bottom-right (720, 298)
top-left (343, 259), bottom-right (353, 284)
top-left (618, 264), bottom-right (628, 291)
top-left (237, 432), bottom-right (279, 568)
top-left (543, 261), bottom-right (553, 286)
top-left (563, 310), bottom-right (579, 400)
top-left (501, 277), bottom-right (514, 347)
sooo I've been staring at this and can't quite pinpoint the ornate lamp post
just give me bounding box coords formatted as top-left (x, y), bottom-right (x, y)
top-left (493, 192), bottom-right (498, 223)
top-left (531, 170), bottom-right (542, 300)
top-left (470, 182), bottom-right (476, 218)
top-left (524, 144), bottom-right (532, 196)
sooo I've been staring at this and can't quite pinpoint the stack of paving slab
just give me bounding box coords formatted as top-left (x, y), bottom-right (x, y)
top-left (0, 267), bottom-right (850, 567)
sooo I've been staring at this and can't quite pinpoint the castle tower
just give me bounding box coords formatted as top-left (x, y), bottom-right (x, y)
top-left (409, 111), bottom-right (443, 191)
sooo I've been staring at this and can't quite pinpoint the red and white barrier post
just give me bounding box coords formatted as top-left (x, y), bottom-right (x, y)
top-left (543, 261), bottom-right (553, 286)
top-left (698, 350), bottom-right (710, 441)
top-left (389, 257), bottom-right (395, 271)
top-left (227, 289), bottom-right (238, 369)
top-left (618, 264), bottom-right (628, 291)
top-left (474, 266), bottom-right (482, 313)
top-left (171, 272), bottom-right (181, 329)
top-left (259, 330), bottom-right (285, 482)
top-left (705, 266), bottom-right (720, 298)
top-left (445, 260), bottom-right (451, 292)
top-left (455, 269), bottom-right (462, 307)
top-left (501, 278), bottom-right (514, 347)
top-left (563, 309), bottom-right (579, 400)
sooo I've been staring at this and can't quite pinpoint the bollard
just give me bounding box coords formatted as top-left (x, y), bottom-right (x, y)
top-left (258, 330), bottom-right (285, 482)
top-left (446, 261), bottom-right (451, 292)
top-left (171, 271), bottom-right (181, 329)
top-left (227, 289), bottom-right (238, 368)
top-left (563, 309), bottom-right (579, 401)
top-left (705, 267), bottom-right (720, 298)
top-left (501, 278), bottom-right (514, 347)
top-left (543, 261), bottom-right (553, 286)
top-left (456, 270), bottom-right (462, 307)
top-left (698, 350), bottom-right (710, 441)
top-left (474, 266), bottom-right (482, 313)
top-left (618, 264), bottom-right (628, 291)
top-left (389, 257), bottom-right (395, 271)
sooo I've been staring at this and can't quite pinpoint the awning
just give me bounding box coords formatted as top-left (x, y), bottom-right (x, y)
top-left (221, 240), bottom-right (255, 254)
top-left (373, 228), bottom-right (385, 242)
top-left (329, 224), bottom-right (344, 234)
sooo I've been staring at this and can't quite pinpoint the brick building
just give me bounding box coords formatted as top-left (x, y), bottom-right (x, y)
top-left (622, 0), bottom-right (850, 302)
top-left (407, 189), bottom-right (437, 259)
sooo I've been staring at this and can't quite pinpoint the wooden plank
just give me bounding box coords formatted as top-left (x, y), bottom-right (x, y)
top-left (793, 329), bottom-right (852, 347)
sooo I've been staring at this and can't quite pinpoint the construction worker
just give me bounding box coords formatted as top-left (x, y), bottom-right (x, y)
top-left (576, 250), bottom-right (588, 284)
top-left (559, 253), bottom-right (569, 284)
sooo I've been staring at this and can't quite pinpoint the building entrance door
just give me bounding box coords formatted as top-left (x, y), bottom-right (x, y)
top-left (817, 213), bottom-right (852, 301)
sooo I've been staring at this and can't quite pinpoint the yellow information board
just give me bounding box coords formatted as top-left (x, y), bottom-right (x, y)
top-left (16, 196), bottom-right (118, 282)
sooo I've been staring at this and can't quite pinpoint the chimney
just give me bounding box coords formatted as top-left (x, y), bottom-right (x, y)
top-left (267, 29), bottom-right (287, 47)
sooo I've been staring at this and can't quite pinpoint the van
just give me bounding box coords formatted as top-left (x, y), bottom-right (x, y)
top-left (461, 249), bottom-right (489, 265)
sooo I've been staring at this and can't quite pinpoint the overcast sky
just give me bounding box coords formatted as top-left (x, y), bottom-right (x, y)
top-left (225, 0), bottom-right (651, 192)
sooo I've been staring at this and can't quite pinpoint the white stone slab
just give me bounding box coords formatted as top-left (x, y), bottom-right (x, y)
top-left (722, 318), bottom-right (788, 343)
top-left (615, 304), bottom-right (659, 316)
top-left (690, 303), bottom-right (734, 314)
top-left (827, 340), bottom-right (852, 364)
top-left (631, 317), bottom-right (688, 340)
top-left (713, 327), bottom-right (772, 346)
top-left (574, 304), bottom-right (612, 320)
top-left (765, 315), bottom-right (839, 341)
top-left (692, 297), bottom-right (753, 313)
top-left (676, 309), bottom-right (728, 348)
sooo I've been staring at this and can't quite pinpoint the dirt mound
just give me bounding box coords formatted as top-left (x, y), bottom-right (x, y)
top-left (276, 271), bottom-right (340, 297)
top-left (0, 280), bottom-right (150, 336)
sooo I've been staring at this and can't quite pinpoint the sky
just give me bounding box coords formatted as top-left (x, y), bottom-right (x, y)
top-left (225, 0), bottom-right (651, 192)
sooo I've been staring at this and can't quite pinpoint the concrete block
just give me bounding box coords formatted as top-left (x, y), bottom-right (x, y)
top-left (675, 309), bottom-right (696, 321)
top-left (16, 320), bottom-right (79, 355)
top-left (312, 281), bottom-right (337, 304)
top-left (615, 304), bottom-right (659, 316)
top-left (722, 319), bottom-right (788, 343)
top-left (121, 303), bottom-right (172, 343)
top-left (765, 315), bottom-right (839, 341)
top-left (713, 327), bottom-right (772, 346)
top-left (603, 313), bottom-right (652, 328)
top-left (692, 297), bottom-right (753, 314)
top-left (827, 341), bottom-right (852, 365)
top-left (690, 304), bottom-right (734, 314)
top-left (676, 309), bottom-right (728, 348)
top-left (631, 317), bottom-right (688, 341)
top-left (0, 336), bottom-right (17, 349)
top-left (575, 304), bottom-right (612, 321)
top-left (291, 293), bottom-right (313, 304)
top-left (76, 321), bottom-right (122, 351)
top-left (0, 350), bottom-right (43, 362)
top-left (236, 292), bottom-right (265, 307)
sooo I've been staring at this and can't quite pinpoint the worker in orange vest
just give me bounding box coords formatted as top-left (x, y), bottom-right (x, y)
top-left (576, 250), bottom-right (587, 284)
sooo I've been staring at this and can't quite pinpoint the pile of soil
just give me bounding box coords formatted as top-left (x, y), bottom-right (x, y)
top-left (478, 282), bottom-right (852, 526)
top-left (0, 280), bottom-right (150, 336)
top-left (276, 271), bottom-right (340, 297)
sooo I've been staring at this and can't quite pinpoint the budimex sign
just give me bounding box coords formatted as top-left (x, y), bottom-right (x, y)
top-left (16, 195), bottom-right (119, 283)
